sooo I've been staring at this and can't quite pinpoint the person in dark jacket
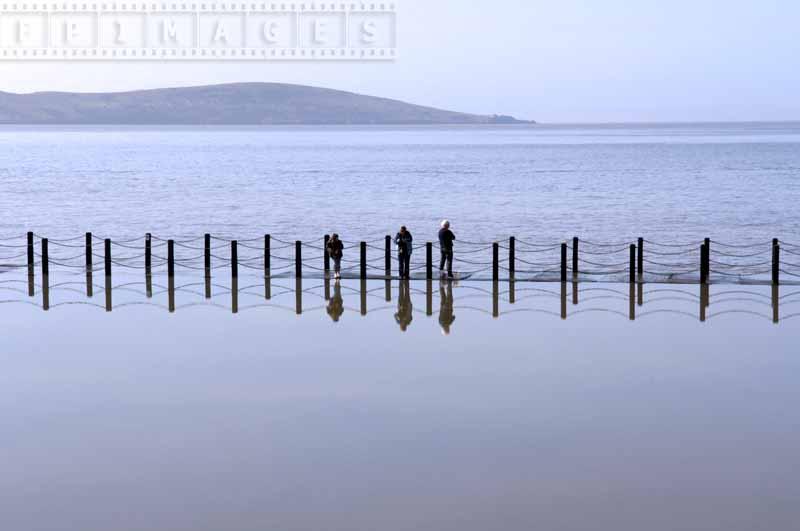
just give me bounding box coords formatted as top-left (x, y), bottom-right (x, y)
top-left (438, 219), bottom-right (456, 278)
top-left (326, 233), bottom-right (344, 279)
top-left (394, 226), bottom-right (413, 279)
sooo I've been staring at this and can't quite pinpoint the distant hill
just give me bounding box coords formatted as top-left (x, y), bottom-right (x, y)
top-left (0, 83), bottom-right (534, 125)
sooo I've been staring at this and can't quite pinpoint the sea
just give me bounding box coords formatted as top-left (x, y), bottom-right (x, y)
top-left (1, 121), bottom-right (799, 246)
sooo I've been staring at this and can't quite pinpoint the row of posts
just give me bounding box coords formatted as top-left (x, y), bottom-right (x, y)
top-left (25, 233), bottom-right (785, 289)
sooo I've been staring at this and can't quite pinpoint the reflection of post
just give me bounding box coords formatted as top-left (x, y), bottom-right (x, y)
top-left (700, 284), bottom-right (708, 322)
top-left (360, 278), bottom-right (367, 316)
top-left (509, 278), bottom-right (515, 304)
top-left (85, 232), bottom-right (93, 297)
top-left (637, 283), bottom-right (643, 307)
top-left (426, 279), bottom-right (433, 316)
top-left (324, 276), bottom-right (331, 301)
top-left (27, 231), bottom-right (35, 296)
top-left (41, 238), bottom-right (49, 311)
top-left (772, 284), bottom-right (779, 324)
top-left (264, 234), bottom-right (272, 300)
top-left (492, 280), bottom-right (499, 319)
top-left (231, 277), bottom-right (238, 314)
top-left (104, 239), bottom-right (112, 312)
top-left (384, 279), bottom-right (391, 302)
top-left (560, 281), bottom-right (566, 320)
top-left (628, 283), bottom-right (635, 321)
top-left (168, 274), bottom-right (175, 313)
top-left (572, 280), bottom-right (578, 305)
top-left (145, 233), bottom-right (152, 298)
top-left (295, 277), bottom-right (303, 315)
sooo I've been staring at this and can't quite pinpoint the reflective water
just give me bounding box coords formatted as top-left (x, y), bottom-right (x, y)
top-left (2, 271), bottom-right (799, 530)
top-left (2, 123), bottom-right (800, 244)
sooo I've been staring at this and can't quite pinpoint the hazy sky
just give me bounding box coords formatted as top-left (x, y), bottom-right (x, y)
top-left (1, 0), bottom-right (798, 122)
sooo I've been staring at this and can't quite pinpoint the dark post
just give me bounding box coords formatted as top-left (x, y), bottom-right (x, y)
top-left (629, 284), bottom-right (635, 321)
top-left (492, 242), bottom-right (499, 282)
top-left (231, 240), bottom-right (238, 279)
top-left (324, 234), bottom-right (330, 273)
top-left (41, 238), bottom-right (49, 311)
top-left (84, 232), bottom-right (93, 297)
top-left (560, 281), bottom-right (566, 320)
top-left (264, 234), bottom-right (271, 300)
top-left (700, 284), bottom-right (708, 322)
top-left (295, 240), bottom-right (302, 278)
top-left (560, 242), bottom-right (567, 283)
top-left (41, 237), bottom-right (49, 278)
top-left (492, 280), bottom-right (499, 319)
top-left (704, 237), bottom-right (711, 282)
top-left (295, 278), bottom-right (302, 315)
top-left (426, 242), bottom-right (433, 280)
top-left (385, 235), bottom-right (391, 278)
top-left (360, 241), bottom-right (367, 279)
top-left (509, 236), bottom-right (515, 279)
top-left (167, 239), bottom-right (175, 279)
top-left (104, 238), bottom-right (111, 278)
top-left (700, 243), bottom-right (708, 284)
top-left (426, 279), bottom-right (433, 316)
top-left (204, 233), bottom-right (211, 276)
top-left (27, 231), bottom-right (34, 296)
top-left (104, 239), bottom-right (111, 312)
top-left (772, 241), bottom-right (780, 286)
top-left (572, 237), bottom-right (579, 278)
top-left (772, 284), bottom-right (779, 324)
top-left (637, 237), bottom-right (644, 278)
top-left (231, 277), bottom-right (238, 314)
top-left (629, 244), bottom-right (636, 283)
top-left (145, 233), bottom-right (152, 298)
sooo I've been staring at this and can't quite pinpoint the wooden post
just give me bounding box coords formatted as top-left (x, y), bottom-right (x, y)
top-left (41, 237), bottom-right (49, 278)
top-left (145, 233), bottom-right (152, 299)
top-left (104, 238), bottom-right (111, 278)
top-left (324, 234), bottom-right (330, 273)
top-left (426, 242), bottom-right (433, 280)
top-left (203, 233), bottom-right (211, 277)
top-left (560, 242), bottom-right (567, 283)
top-left (27, 231), bottom-right (34, 296)
top-left (104, 239), bottom-right (111, 312)
top-left (231, 240), bottom-right (238, 279)
top-left (295, 240), bottom-right (302, 278)
top-left (83, 232), bottom-right (93, 297)
top-left (360, 241), bottom-right (367, 279)
top-left (41, 238), bottom-right (49, 311)
top-left (202, 233), bottom-right (210, 299)
top-left (167, 239), bottom-right (175, 279)
top-left (572, 237), bottom-right (579, 278)
top-left (264, 234), bottom-right (271, 300)
top-left (637, 237), bottom-right (644, 278)
top-left (629, 244), bottom-right (636, 283)
top-left (703, 237), bottom-right (711, 283)
top-left (385, 235), bottom-right (391, 278)
top-left (772, 241), bottom-right (780, 286)
top-left (700, 243), bottom-right (708, 284)
top-left (492, 242), bottom-right (499, 282)
top-left (509, 236), bottom-right (515, 279)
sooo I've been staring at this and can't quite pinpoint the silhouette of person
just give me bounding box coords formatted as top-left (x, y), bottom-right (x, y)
top-left (438, 219), bottom-right (456, 278)
top-left (394, 226), bottom-right (413, 279)
top-left (394, 278), bottom-right (413, 331)
top-left (438, 278), bottom-right (456, 335)
top-left (326, 279), bottom-right (344, 322)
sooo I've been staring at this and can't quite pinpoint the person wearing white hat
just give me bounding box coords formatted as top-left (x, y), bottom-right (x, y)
top-left (438, 219), bottom-right (456, 278)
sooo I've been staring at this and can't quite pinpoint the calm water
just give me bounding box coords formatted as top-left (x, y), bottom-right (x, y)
top-left (1, 122), bottom-right (800, 245)
top-left (2, 273), bottom-right (799, 530)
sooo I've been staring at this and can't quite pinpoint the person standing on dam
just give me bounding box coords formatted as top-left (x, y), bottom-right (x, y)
top-left (395, 226), bottom-right (413, 279)
top-left (438, 220), bottom-right (456, 279)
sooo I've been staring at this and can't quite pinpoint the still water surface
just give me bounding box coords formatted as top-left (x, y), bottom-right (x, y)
top-left (1, 272), bottom-right (799, 530)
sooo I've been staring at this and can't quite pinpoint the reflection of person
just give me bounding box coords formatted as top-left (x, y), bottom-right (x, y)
top-left (394, 279), bottom-right (413, 331)
top-left (438, 279), bottom-right (456, 335)
top-left (326, 279), bottom-right (344, 322)
top-left (326, 233), bottom-right (344, 279)
top-left (438, 220), bottom-right (456, 278)
top-left (394, 226), bottom-right (413, 279)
